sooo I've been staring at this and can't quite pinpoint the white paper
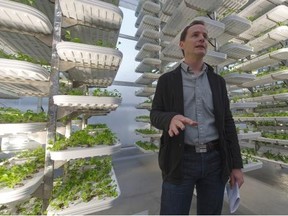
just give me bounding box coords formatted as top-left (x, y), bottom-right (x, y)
top-left (226, 182), bottom-right (240, 213)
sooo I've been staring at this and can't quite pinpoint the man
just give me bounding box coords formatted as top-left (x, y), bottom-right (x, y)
top-left (150, 20), bottom-right (244, 215)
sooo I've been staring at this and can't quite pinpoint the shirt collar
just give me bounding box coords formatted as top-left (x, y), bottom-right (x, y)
top-left (181, 61), bottom-right (207, 76)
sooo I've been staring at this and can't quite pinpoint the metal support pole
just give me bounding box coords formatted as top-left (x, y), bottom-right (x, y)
top-left (42, 0), bottom-right (62, 211)
top-left (37, 97), bottom-right (43, 113)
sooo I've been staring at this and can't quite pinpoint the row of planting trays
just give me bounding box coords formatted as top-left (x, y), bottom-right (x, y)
top-left (0, 1), bottom-right (124, 213)
top-left (0, 152), bottom-right (120, 215)
top-left (0, 121), bottom-right (122, 214)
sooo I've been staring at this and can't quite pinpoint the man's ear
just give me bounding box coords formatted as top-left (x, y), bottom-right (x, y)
top-left (179, 41), bottom-right (184, 49)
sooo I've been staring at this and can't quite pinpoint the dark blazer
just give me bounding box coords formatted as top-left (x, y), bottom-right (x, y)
top-left (150, 64), bottom-right (243, 184)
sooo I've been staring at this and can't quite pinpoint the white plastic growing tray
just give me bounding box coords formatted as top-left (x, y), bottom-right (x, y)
top-left (135, 142), bottom-right (159, 153)
top-left (160, 0), bottom-right (182, 23)
top-left (1, 139), bottom-right (42, 154)
top-left (135, 87), bottom-right (156, 97)
top-left (238, 0), bottom-right (275, 18)
top-left (273, 93), bottom-right (288, 101)
top-left (68, 67), bottom-right (117, 87)
top-left (135, 73), bottom-right (161, 85)
top-left (0, 82), bottom-right (49, 97)
top-left (0, 123), bottom-right (47, 136)
top-left (135, 29), bottom-right (160, 50)
top-left (219, 43), bottom-right (253, 60)
top-left (241, 74), bottom-right (275, 88)
top-left (190, 16), bottom-right (225, 38)
top-left (0, 31), bottom-right (52, 62)
top-left (135, 117), bottom-right (150, 123)
top-left (135, 0), bottom-right (160, 17)
top-left (235, 48), bottom-right (288, 71)
top-left (135, 1), bottom-right (160, 28)
top-left (230, 102), bottom-right (258, 110)
top-left (50, 141), bottom-right (121, 161)
top-left (135, 58), bottom-right (161, 73)
top-left (234, 116), bottom-right (288, 122)
top-left (0, 170), bottom-right (43, 204)
top-left (241, 70), bottom-right (288, 88)
top-left (47, 168), bottom-right (120, 215)
top-left (243, 161), bottom-right (263, 172)
top-left (204, 51), bottom-right (227, 66)
top-left (0, 88), bottom-right (19, 99)
top-left (223, 72), bottom-right (255, 85)
top-left (136, 102), bottom-right (152, 110)
top-left (271, 69), bottom-right (288, 81)
top-left (57, 42), bottom-right (123, 69)
top-left (60, 0), bottom-right (123, 29)
top-left (237, 132), bottom-right (261, 140)
top-left (53, 95), bottom-right (122, 109)
top-left (185, 0), bottom-right (223, 13)
top-left (217, 0), bottom-right (249, 19)
top-left (0, 0), bottom-right (52, 34)
top-left (220, 14), bottom-right (251, 37)
top-left (252, 155), bottom-right (288, 169)
top-left (64, 25), bottom-right (119, 49)
top-left (135, 43), bottom-right (161, 62)
top-left (248, 26), bottom-right (288, 53)
top-left (161, 1), bottom-right (198, 41)
top-left (255, 137), bottom-right (288, 146)
top-left (240, 5), bottom-right (288, 40)
top-left (135, 131), bottom-right (162, 138)
top-left (135, 15), bottom-right (160, 38)
top-left (0, 59), bottom-right (49, 81)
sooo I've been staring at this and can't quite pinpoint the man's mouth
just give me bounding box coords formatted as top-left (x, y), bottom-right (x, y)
top-left (196, 45), bottom-right (205, 49)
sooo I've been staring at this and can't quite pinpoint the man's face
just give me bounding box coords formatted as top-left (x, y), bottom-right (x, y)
top-left (179, 24), bottom-right (208, 58)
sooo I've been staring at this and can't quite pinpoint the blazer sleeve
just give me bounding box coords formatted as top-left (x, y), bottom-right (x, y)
top-left (222, 78), bottom-right (243, 169)
top-left (150, 74), bottom-right (178, 132)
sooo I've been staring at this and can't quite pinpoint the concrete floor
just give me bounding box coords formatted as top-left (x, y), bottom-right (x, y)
top-left (95, 147), bottom-right (288, 215)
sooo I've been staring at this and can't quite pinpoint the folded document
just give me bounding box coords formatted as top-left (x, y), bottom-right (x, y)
top-left (226, 182), bottom-right (240, 213)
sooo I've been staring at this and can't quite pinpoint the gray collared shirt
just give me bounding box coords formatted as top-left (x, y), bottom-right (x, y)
top-left (181, 62), bottom-right (219, 145)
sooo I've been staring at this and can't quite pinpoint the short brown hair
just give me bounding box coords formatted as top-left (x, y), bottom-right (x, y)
top-left (180, 20), bottom-right (206, 42)
top-left (179, 20), bottom-right (206, 56)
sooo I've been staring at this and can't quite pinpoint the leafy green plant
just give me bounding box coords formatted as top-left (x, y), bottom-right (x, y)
top-left (0, 108), bottom-right (47, 123)
top-left (92, 88), bottom-right (121, 97)
top-left (0, 49), bottom-right (48, 65)
top-left (0, 147), bottom-right (45, 189)
top-left (135, 128), bottom-right (159, 134)
top-left (135, 115), bottom-right (150, 120)
top-left (49, 157), bottom-right (117, 210)
top-left (11, 0), bottom-right (36, 6)
top-left (64, 30), bottom-right (81, 43)
top-left (136, 141), bottom-right (158, 152)
top-left (85, 124), bottom-right (108, 129)
top-left (50, 129), bottom-right (117, 151)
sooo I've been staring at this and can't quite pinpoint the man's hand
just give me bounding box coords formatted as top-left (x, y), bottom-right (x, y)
top-left (168, 114), bottom-right (198, 137)
top-left (229, 169), bottom-right (244, 188)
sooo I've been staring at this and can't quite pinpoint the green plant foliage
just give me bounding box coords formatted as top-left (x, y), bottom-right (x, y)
top-left (64, 30), bottom-right (81, 43)
top-left (262, 132), bottom-right (288, 140)
top-left (50, 129), bottom-right (117, 151)
top-left (0, 49), bottom-right (48, 65)
top-left (92, 88), bottom-right (121, 97)
top-left (136, 141), bottom-right (158, 152)
top-left (0, 107), bottom-right (47, 123)
top-left (85, 124), bottom-right (108, 129)
top-left (49, 157), bottom-right (117, 210)
top-left (135, 115), bottom-right (150, 120)
top-left (11, 0), bottom-right (36, 6)
top-left (135, 128), bottom-right (159, 134)
top-left (0, 148), bottom-right (45, 188)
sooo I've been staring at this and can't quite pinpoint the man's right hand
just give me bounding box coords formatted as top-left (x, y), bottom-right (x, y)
top-left (168, 115), bottom-right (198, 137)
